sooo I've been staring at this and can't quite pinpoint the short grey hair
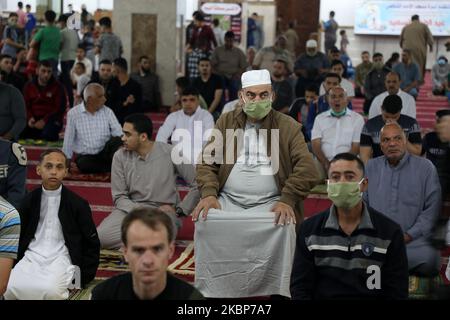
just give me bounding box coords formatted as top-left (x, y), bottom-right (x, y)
top-left (328, 85), bottom-right (348, 97)
top-left (83, 83), bottom-right (104, 102)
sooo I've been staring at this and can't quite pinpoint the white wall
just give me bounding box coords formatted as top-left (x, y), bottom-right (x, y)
top-left (320, 0), bottom-right (449, 68)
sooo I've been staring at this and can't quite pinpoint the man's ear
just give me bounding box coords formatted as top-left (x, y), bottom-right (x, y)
top-left (360, 178), bottom-right (368, 192)
top-left (168, 241), bottom-right (175, 260)
top-left (122, 245), bottom-right (129, 263)
top-left (36, 164), bottom-right (41, 177)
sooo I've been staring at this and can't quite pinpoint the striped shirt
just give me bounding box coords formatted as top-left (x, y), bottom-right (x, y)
top-left (0, 197), bottom-right (20, 259)
top-left (62, 103), bottom-right (123, 159)
top-left (290, 203), bottom-right (409, 300)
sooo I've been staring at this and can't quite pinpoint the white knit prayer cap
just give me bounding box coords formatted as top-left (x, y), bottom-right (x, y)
top-left (241, 69), bottom-right (271, 89)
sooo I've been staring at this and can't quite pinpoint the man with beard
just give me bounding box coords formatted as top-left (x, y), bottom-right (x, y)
top-left (368, 72), bottom-right (416, 120)
top-left (130, 56), bottom-right (161, 112)
top-left (393, 50), bottom-right (420, 99)
top-left (271, 59), bottom-right (294, 114)
top-left (21, 60), bottom-right (66, 141)
top-left (363, 52), bottom-right (391, 115)
top-left (112, 58), bottom-right (142, 125)
top-left (89, 59), bottom-right (121, 116)
top-left (192, 58), bottom-right (223, 120)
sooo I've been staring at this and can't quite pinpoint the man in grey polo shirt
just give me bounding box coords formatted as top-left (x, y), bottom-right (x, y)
top-left (97, 113), bottom-right (199, 249)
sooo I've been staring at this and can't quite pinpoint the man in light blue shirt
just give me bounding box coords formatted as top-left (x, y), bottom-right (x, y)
top-left (393, 50), bottom-right (420, 99)
top-left (364, 122), bottom-right (441, 276)
top-left (62, 83), bottom-right (123, 174)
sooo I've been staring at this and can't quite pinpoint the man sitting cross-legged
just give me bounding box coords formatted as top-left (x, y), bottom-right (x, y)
top-left (97, 114), bottom-right (200, 249)
top-left (4, 149), bottom-right (100, 300)
top-left (62, 83), bottom-right (123, 174)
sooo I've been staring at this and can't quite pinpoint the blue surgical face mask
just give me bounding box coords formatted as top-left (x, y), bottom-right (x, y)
top-left (438, 59), bottom-right (447, 66)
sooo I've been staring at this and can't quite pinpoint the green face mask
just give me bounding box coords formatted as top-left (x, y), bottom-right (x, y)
top-left (327, 179), bottom-right (364, 209)
top-left (330, 107), bottom-right (347, 117)
top-left (243, 99), bottom-right (272, 120)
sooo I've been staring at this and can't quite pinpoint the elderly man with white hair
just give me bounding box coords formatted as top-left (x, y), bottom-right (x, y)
top-left (311, 86), bottom-right (365, 180)
top-left (192, 69), bottom-right (319, 298)
top-left (62, 83), bottom-right (123, 173)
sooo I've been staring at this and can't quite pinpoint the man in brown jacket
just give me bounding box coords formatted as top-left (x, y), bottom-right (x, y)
top-left (192, 69), bottom-right (319, 298)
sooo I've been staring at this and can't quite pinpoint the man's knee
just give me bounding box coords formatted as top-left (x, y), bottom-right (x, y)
top-left (97, 210), bottom-right (126, 249)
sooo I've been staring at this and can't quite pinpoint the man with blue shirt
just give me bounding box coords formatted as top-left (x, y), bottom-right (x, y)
top-left (393, 50), bottom-right (420, 99)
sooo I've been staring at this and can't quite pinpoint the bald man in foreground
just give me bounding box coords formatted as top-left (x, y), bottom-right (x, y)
top-left (62, 83), bottom-right (123, 173)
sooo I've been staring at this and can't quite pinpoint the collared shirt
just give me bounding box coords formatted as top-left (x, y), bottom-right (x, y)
top-left (210, 45), bottom-right (248, 79)
top-left (393, 62), bottom-right (420, 90)
top-left (368, 90), bottom-right (416, 119)
top-left (155, 107), bottom-right (214, 164)
top-left (62, 103), bottom-right (122, 158)
top-left (311, 109), bottom-right (365, 160)
top-left (364, 153), bottom-right (441, 243)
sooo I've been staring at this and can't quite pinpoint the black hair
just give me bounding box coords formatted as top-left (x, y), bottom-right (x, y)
top-left (0, 54), bottom-right (13, 61)
top-left (181, 86), bottom-right (200, 97)
top-left (381, 94), bottom-right (402, 114)
top-left (58, 14), bottom-right (69, 24)
top-left (331, 59), bottom-right (345, 69)
top-left (39, 148), bottom-right (69, 168)
top-left (305, 84), bottom-right (319, 95)
top-left (361, 51), bottom-right (370, 55)
top-left (18, 2), bottom-right (23, 9)
top-left (99, 17), bottom-right (112, 28)
top-left (412, 15), bottom-right (419, 21)
top-left (113, 57), bottom-right (128, 72)
top-left (99, 59), bottom-right (112, 66)
top-left (330, 11), bottom-right (335, 17)
top-left (175, 76), bottom-right (190, 89)
top-left (45, 10), bottom-right (56, 23)
top-left (139, 55), bottom-right (149, 62)
top-left (330, 47), bottom-right (340, 54)
top-left (330, 152), bottom-right (365, 177)
top-left (373, 52), bottom-right (383, 59)
top-left (38, 60), bottom-right (53, 68)
top-left (124, 113), bottom-right (153, 140)
top-left (194, 12), bottom-right (204, 22)
top-left (198, 57), bottom-right (210, 65)
top-left (436, 109), bottom-right (450, 119)
top-left (75, 62), bottom-right (86, 71)
top-left (213, 18), bottom-right (219, 27)
top-left (324, 72), bottom-right (341, 83)
top-left (225, 31), bottom-right (235, 39)
top-left (9, 12), bottom-right (18, 18)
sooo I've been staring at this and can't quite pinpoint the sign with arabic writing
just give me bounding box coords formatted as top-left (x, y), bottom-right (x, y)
top-left (355, 0), bottom-right (450, 36)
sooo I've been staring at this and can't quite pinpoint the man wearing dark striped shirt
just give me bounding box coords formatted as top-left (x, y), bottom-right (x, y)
top-left (290, 153), bottom-right (408, 299)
